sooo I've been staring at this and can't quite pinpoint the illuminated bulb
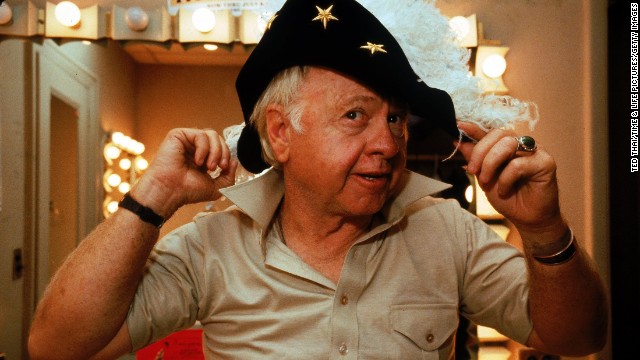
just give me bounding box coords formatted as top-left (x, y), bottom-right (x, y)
top-left (0, 2), bottom-right (13, 25)
top-left (107, 200), bottom-right (119, 214)
top-left (482, 54), bottom-right (507, 78)
top-left (465, 185), bottom-right (474, 203)
top-left (111, 132), bottom-right (124, 146)
top-left (121, 136), bottom-right (133, 151)
top-left (135, 157), bottom-right (149, 171)
top-left (55, 1), bottom-right (81, 27)
top-left (192, 8), bottom-right (216, 33)
top-left (107, 173), bottom-right (122, 187)
top-left (105, 144), bottom-right (121, 160)
top-left (119, 158), bottom-right (132, 170)
top-left (118, 182), bottom-right (131, 194)
top-left (125, 6), bottom-right (149, 32)
top-left (203, 44), bottom-right (218, 51)
top-left (449, 16), bottom-right (470, 40)
top-left (130, 141), bottom-right (144, 155)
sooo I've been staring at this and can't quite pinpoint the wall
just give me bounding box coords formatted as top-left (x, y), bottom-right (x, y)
top-left (0, 39), bottom-right (30, 360)
top-left (57, 40), bottom-right (138, 135)
top-left (134, 64), bottom-right (244, 237)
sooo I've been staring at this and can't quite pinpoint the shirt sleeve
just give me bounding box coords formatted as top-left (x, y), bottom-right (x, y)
top-left (126, 222), bottom-right (205, 351)
top-left (456, 208), bottom-right (533, 345)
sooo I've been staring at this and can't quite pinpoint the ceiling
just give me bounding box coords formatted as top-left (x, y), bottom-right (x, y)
top-left (122, 41), bottom-right (252, 66)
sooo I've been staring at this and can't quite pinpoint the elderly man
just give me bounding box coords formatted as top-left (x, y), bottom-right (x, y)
top-left (28, 0), bottom-right (607, 359)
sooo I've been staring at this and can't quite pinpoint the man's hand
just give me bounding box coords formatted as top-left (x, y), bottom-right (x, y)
top-left (456, 122), bottom-right (567, 245)
top-left (131, 128), bottom-right (238, 219)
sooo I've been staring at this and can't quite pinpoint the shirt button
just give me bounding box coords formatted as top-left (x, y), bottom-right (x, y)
top-left (341, 295), bottom-right (349, 305)
top-left (426, 333), bottom-right (435, 343)
top-left (338, 343), bottom-right (349, 355)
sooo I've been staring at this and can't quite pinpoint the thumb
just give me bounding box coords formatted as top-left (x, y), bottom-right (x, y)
top-left (215, 159), bottom-right (239, 190)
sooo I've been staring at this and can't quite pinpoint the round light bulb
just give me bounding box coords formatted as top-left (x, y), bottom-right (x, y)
top-left (449, 16), bottom-right (470, 40)
top-left (107, 200), bottom-right (119, 214)
top-left (111, 132), bottom-right (124, 146)
top-left (133, 142), bottom-right (145, 155)
top-left (55, 1), bottom-right (81, 27)
top-left (125, 6), bottom-right (149, 31)
top-left (465, 185), bottom-right (474, 203)
top-left (119, 158), bottom-right (132, 170)
top-left (482, 54), bottom-right (507, 78)
top-left (118, 182), bottom-right (131, 194)
top-left (105, 144), bottom-right (121, 160)
top-left (135, 157), bottom-right (149, 171)
top-left (107, 173), bottom-right (122, 187)
top-left (192, 8), bottom-right (216, 33)
top-left (0, 2), bottom-right (13, 25)
top-left (203, 44), bottom-right (218, 51)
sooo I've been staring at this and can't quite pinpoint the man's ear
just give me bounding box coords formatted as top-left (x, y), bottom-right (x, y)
top-left (265, 104), bottom-right (291, 164)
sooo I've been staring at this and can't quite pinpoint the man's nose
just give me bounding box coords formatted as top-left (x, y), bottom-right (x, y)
top-left (366, 116), bottom-right (401, 158)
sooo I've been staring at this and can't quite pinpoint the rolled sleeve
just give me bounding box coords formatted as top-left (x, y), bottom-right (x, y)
top-left (127, 223), bottom-right (204, 351)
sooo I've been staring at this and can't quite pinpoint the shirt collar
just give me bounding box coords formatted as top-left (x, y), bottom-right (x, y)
top-left (219, 167), bottom-right (452, 233)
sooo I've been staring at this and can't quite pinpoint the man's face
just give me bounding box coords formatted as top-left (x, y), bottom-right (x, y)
top-left (283, 67), bottom-right (408, 217)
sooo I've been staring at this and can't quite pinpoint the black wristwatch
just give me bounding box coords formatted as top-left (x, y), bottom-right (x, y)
top-left (119, 193), bottom-right (165, 228)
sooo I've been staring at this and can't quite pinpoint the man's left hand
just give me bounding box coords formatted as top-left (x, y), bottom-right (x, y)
top-left (456, 121), bottom-right (564, 236)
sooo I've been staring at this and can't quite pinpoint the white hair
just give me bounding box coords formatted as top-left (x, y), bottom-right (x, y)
top-left (250, 66), bottom-right (309, 169)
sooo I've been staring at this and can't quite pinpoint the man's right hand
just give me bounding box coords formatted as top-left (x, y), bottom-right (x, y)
top-left (130, 128), bottom-right (238, 219)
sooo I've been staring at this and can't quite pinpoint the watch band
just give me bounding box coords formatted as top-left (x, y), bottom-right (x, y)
top-left (533, 228), bottom-right (577, 265)
top-left (118, 193), bottom-right (165, 228)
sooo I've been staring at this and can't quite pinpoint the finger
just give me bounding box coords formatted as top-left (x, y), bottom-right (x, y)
top-left (467, 129), bottom-right (512, 175)
top-left (454, 122), bottom-right (489, 162)
top-left (477, 136), bottom-right (518, 184)
top-left (495, 151), bottom-right (553, 196)
top-left (217, 132), bottom-right (230, 169)
top-left (218, 158), bottom-right (238, 186)
top-left (192, 131), bottom-right (211, 167)
top-left (494, 156), bottom-right (533, 196)
top-left (203, 130), bottom-right (223, 170)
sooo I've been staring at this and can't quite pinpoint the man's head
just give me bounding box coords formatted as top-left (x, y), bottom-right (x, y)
top-left (235, 0), bottom-right (457, 174)
top-left (265, 66), bottom-right (410, 216)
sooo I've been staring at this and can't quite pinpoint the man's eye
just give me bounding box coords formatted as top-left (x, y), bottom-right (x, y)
top-left (345, 111), bottom-right (363, 120)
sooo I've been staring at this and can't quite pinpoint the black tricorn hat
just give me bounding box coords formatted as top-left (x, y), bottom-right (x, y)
top-left (235, 0), bottom-right (458, 173)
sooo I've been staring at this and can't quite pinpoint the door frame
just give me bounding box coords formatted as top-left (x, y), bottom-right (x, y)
top-left (29, 39), bottom-right (101, 307)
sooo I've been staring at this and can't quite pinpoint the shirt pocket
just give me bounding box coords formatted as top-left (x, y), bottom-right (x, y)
top-left (390, 303), bottom-right (458, 359)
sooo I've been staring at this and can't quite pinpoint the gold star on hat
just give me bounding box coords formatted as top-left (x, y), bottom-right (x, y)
top-left (360, 42), bottom-right (387, 55)
top-left (313, 5), bottom-right (338, 29)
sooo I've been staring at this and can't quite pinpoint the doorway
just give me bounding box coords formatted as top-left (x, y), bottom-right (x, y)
top-left (48, 95), bottom-right (79, 277)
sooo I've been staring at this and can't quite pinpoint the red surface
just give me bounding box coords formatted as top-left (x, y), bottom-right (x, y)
top-left (136, 329), bottom-right (204, 360)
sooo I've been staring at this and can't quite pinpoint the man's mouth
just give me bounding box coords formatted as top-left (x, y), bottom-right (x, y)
top-left (358, 173), bottom-right (390, 181)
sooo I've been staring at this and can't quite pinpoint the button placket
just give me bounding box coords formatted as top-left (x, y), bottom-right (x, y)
top-left (329, 243), bottom-right (370, 359)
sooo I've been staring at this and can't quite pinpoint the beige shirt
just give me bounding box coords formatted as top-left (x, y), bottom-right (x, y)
top-left (128, 169), bottom-right (532, 359)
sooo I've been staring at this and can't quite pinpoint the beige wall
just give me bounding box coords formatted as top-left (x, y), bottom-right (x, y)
top-left (57, 40), bottom-right (138, 135)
